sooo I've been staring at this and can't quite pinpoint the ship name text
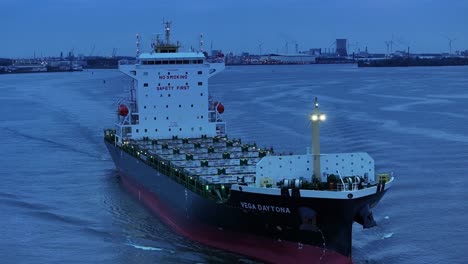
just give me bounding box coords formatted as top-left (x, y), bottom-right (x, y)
top-left (240, 202), bottom-right (291, 214)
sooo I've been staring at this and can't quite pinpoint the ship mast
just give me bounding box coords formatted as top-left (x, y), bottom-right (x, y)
top-left (164, 21), bottom-right (171, 45)
top-left (153, 21), bottom-right (180, 53)
top-left (311, 97), bottom-right (326, 182)
top-left (136, 33), bottom-right (141, 58)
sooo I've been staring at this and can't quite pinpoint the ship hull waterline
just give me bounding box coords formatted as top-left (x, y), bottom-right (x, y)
top-left (106, 141), bottom-right (386, 264)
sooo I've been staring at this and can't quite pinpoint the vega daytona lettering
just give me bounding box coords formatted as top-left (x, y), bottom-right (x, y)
top-left (240, 202), bottom-right (291, 214)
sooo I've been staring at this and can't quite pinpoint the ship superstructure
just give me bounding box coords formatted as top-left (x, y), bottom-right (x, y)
top-left (105, 22), bottom-right (394, 264)
top-left (116, 24), bottom-right (225, 141)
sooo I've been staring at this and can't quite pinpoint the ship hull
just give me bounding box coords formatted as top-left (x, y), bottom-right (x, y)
top-left (106, 141), bottom-right (387, 263)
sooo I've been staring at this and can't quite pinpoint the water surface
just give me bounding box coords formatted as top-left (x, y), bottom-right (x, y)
top-left (1, 65), bottom-right (467, 263)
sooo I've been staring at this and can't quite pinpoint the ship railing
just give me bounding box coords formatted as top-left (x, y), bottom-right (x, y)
top-left (119, 60), bottom-right (138, 65)
top-left (324, 173), bottom-right (393, 192)
top-left (335, 182), bottom-right (360, 191)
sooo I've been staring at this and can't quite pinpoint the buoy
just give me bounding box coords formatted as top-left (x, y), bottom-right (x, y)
top-left (119, 105), bottom-right (129, 116)
top-left (216, 102), bottom-right (224, 114)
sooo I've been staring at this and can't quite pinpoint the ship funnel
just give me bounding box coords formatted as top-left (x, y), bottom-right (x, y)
top-left (310, 97), bottom-right (326, 182)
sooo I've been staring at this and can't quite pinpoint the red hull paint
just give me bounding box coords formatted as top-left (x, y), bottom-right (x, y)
top-left (120, 175), bottom-right (353, 264)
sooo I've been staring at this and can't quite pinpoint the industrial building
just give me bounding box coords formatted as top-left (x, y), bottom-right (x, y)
top-left (336, 39), bottom-right (348, 57)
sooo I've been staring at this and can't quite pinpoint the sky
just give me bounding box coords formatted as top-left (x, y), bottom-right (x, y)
top-left (1, 0), bottom-right (467, 58)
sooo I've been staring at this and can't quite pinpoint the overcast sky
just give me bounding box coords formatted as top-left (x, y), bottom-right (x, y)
top-left (1, 0), bottom-right (467, 58)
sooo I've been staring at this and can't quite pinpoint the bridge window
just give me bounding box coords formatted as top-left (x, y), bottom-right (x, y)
top-left (155, 61), bottom-right (161, 65)
top-left (183, 60), bottom-right (189, 64)
top-left (198, 60), bottom-right (203, 64)
top-left (148, 61), bottom-right (155, 65)
top-left (162, 61), bottom-right (168, 64)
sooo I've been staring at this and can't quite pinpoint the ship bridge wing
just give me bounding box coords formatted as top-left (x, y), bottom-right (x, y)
top-left (208, 62), bottom-right (225, 77)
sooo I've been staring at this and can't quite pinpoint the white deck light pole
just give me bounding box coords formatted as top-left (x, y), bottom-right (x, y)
top-left (311, 97), bottom-right (326, 182)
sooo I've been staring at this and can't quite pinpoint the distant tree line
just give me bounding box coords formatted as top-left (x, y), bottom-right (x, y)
top-left (358, 57), bottom-right (468, 67)
top-left (84, 58), bottom-right (120, 69)
top-left (0, 58), bottom-right (13, 66)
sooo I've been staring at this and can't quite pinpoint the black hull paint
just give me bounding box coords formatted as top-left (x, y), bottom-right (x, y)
top-left (105, 141), bottom-right (387, 262)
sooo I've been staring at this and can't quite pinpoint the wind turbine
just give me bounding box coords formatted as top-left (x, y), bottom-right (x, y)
top-left (446, 37), bottom-right (456, 54)
top-left (257, 40), bottom-right (264, 55)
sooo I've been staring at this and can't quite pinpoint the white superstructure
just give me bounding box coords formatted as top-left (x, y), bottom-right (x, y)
top-left (115, 22), bottom-right (226, 142)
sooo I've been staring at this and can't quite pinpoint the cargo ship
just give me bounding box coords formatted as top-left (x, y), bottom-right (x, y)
top-left (5, 60), bottom-right (47, 73)
top-left (104, 22), bottom-right (394, 264)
